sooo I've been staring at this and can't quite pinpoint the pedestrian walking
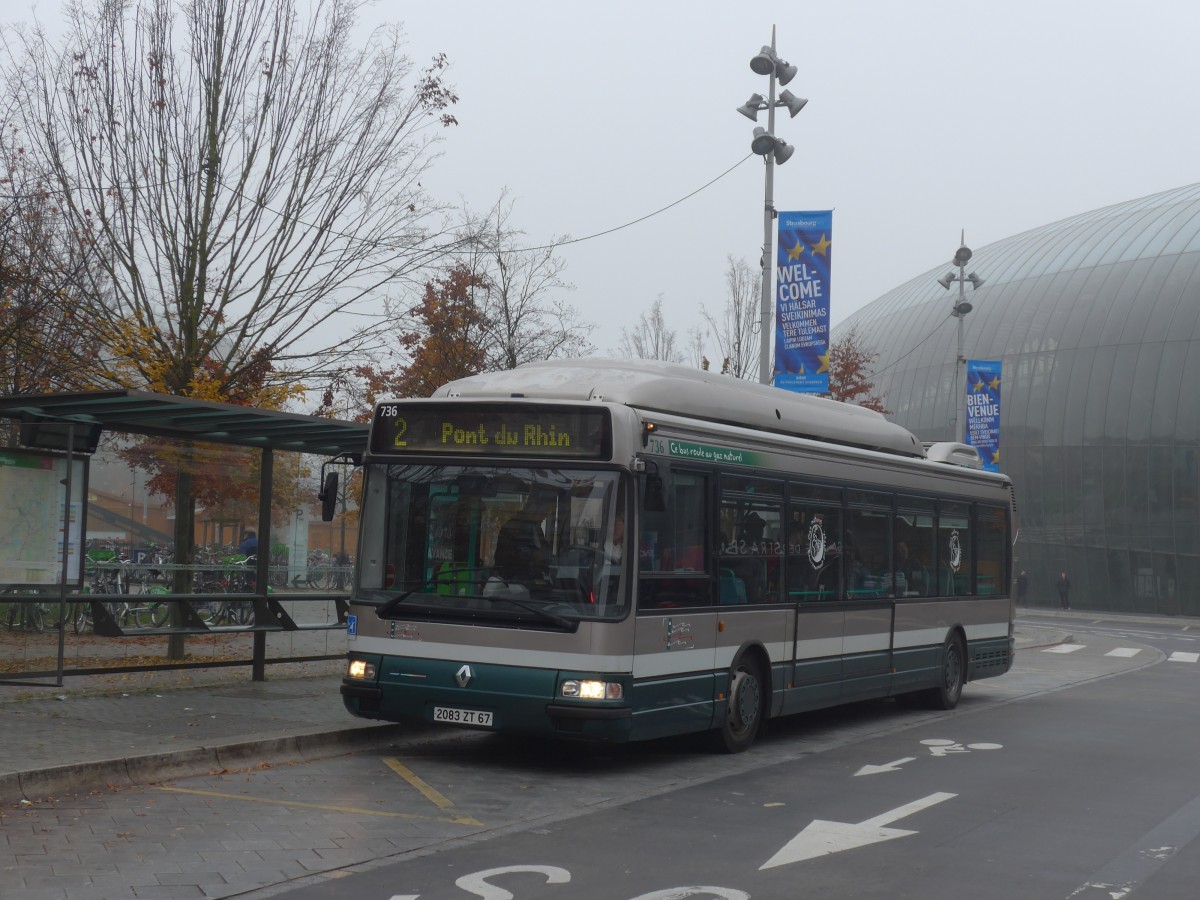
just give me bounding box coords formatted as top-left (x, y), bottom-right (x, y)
top-left (1057, 571), bottom-right (1070, 610)
top-left (1016, 570), bottom-right (1028, 605)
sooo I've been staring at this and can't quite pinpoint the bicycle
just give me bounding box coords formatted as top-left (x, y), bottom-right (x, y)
top-left (269, 544), bottom-right (289, 588)
top-left (216, 555), bottom-right (256, 625)
top-left (125, 581), bottom-right (173, 628)
top-left (3, 592), bottom-right (48, 632)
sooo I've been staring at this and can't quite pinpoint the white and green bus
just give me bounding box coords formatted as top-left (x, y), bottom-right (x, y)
top-left (341, 359), bottom-right (1015, 752)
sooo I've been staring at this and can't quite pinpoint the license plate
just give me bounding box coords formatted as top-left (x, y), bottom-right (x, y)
top-left (433, 706), bottom-right (494, 727)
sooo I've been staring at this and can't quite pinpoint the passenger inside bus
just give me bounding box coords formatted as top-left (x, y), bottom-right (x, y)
top-left (492, 491), bottom-right (556, 585)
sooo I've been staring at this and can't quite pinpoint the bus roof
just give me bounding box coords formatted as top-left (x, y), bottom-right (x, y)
top-left (431, 358), bottom-right (925, 459)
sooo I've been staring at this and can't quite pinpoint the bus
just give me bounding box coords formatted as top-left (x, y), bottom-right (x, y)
top-left (340, 358), bottom-right (1015, 752)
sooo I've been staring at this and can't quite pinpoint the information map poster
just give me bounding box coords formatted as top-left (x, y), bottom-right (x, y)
top-left (964, 359), bottom-right (1002, 473)
top-left (0, 449), bottom-right (87, 586)
top-left (774, 210), bottom-right (832, 393)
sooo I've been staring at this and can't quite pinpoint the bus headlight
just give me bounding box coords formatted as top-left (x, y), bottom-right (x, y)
top-left (561, 679), bottom-right (623, 700)
top-left (347, 659), bottom-right (377, 680)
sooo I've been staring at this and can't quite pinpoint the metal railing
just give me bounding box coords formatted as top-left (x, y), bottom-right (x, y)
top-left (0, 577), bottom-right (352, 685)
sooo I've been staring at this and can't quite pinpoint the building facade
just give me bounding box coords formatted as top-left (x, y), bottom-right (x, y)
top-left (834, 183), bottom-right (1200, 614)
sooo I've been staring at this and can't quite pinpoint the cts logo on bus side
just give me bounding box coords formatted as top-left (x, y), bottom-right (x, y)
top-left (948, 529), bottom-right (962, 572)
top-left (807, 519), bottom-right (826, 569)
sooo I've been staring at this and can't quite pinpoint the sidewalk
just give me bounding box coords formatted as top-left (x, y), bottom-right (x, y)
top-left (1, 620), bottom-right (1073, 807)
top-left (0, 660), bottom-right (442, 807)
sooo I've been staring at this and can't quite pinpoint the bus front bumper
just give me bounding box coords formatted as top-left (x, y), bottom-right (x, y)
top-left (341, 657), bottom-right (633, 742)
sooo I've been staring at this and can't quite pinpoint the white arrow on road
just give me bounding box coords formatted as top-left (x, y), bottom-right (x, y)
top-left (760, 792), bottom-right (957, 869)
top-left (854, 756), bottom-right (917, 776)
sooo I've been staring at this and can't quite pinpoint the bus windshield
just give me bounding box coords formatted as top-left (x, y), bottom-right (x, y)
top-left (358, 464), bottom-right (628, 621)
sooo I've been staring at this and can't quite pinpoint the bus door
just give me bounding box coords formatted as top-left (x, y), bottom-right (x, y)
top-left (841, 493), bottom-right (896, 700)
top-left (787, 493), bottom-right (845, 708)
top-left (631, 468), bottom-right (718, 739)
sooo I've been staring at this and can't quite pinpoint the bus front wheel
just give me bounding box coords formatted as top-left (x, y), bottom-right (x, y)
top-left (715, 655), bottom-right (764, 753)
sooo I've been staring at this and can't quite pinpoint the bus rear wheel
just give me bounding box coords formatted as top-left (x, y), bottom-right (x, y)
top-left (915, 633), bottom-right (965, 710)
top-left (714, 655), bottom-right (764, 753)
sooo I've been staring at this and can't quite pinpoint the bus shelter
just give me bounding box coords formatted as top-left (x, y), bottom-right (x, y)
top-left (0, 389), bottom-right (366, 684)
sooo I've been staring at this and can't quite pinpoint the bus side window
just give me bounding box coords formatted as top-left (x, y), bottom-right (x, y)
top-left (718, 493), bottom-right (782, 604)
top-left (787, 503), bottom-right (842, 602)
top-left (637, 467), bottom-right (712, 608)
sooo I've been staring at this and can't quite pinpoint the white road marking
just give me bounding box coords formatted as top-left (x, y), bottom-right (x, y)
top-left (760, 792), bottom-right (957, 868)
top-left (1169, 651), bottom-right (1200, 663)
top-left (1044, 643), bottom-right (1086, 653)
top-left (854, 757), bottom-right (916, 777)
top-left (456, 866), bottom-right (570, 900)
top-left (1106, 648), bottom-right (1142, 658)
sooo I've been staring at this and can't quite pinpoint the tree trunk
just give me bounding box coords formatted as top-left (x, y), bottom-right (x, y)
top-left (167, 457), bottom-right (197, 660)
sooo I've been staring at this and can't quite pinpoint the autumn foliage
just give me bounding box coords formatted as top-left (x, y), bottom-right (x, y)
top-left (344, 264), bottom-right (489, 418)
top-left (827, 324), bottom-right (891, 414)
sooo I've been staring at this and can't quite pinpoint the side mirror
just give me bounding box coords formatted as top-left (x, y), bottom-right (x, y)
top-left (319, 471), bottom-right (339, 522)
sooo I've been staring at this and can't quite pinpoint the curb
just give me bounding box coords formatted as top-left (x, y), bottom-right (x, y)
top-left (1014, 629), bottom-right (1074, 652)
top-left (2, 723), bottom-right (413, 807)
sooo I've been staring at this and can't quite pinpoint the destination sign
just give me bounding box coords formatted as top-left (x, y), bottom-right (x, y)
top-left (370, 403), bottom-right (611, 459)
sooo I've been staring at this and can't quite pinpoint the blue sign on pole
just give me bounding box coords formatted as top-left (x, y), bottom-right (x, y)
top-left (965, 359), bottom-right (1002, 472)
top-left (774, 210), bottom-right (832, 393)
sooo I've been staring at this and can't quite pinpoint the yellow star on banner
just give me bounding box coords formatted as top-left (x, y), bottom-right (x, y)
top-left (989, 375), bottom-right (1001, 390)
top-left (991, 449), bottom-right (1001, 466)
top-left (810, 233), bottom-right (831, 256)
top-left (973, 379), bottom-right (985, 391)
top-left (786, 241), bottom-right (804, 261)
top-left (816, 353), bottom-right (829, 374)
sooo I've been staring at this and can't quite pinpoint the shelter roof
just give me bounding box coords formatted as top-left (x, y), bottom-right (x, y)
top-left (0, 389), bottom-right (365, 456)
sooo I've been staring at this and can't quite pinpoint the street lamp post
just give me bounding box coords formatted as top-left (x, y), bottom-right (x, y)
top-left (936, 236), bottom-right (985, 441)
top-left (737, 28), bottom-right (806, 385)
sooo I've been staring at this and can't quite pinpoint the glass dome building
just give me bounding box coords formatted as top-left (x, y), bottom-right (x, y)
top-left (834, 183), bottom-right (1200, 614)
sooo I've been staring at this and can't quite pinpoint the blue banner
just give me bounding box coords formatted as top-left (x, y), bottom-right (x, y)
top-left (774, 210), bottom-right (832, 393)
top-left (965, 359), bottom-right (1002, 472)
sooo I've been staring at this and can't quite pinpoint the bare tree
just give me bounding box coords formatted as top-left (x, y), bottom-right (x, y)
top-left (684, 325), bottom-right (708, 370)
top-left (3, 0), bottom-right (461, 396)
top-left (2, 0), bottom-right (461, 654)
top-left (618, 295), bottom-right (682, 362)
top-left (0, 120), bottom-right (97, 399)
top-left (702, 255), bottom-right (759, 379)
top-left (461, 191), bottom-right (594, 370)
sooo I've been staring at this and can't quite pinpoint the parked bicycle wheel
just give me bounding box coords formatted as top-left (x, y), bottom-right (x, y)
top-left (131, 586), bottom-right (171, 627)
top-left (4, 596), bottom-right (47, 632)
top-left (149, 598), bottom-right (172, 627)
top-left (72, 601), bottom-right (92, 634)
top-left (225, 599), bottom-right (253, 625)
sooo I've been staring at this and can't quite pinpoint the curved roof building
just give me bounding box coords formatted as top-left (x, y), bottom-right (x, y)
top-left (834, 183), bottom-right (1200, 615)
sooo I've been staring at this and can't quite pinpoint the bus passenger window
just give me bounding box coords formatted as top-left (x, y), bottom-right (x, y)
top-left (638, 468), bottom-right (712, 609)
top-left (844, 506), bottom-right (891, 599)
top-left (788, 503), bottom-right (841, 602)
top-left (719, 493), bottom-right (782, 604)
top-left (940, 502), bottom-right (972, 596)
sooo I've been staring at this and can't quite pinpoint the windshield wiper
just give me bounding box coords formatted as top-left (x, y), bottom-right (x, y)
top-left (473, 583), bottom-right (573, 629)
top-left (373, 566), bottom-right (572, 629)
top-left (373, 565), bottom-right (486, 619)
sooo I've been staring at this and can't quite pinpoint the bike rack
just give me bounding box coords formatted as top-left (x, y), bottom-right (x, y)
top-left (87, 594), bottom-right (350, 637)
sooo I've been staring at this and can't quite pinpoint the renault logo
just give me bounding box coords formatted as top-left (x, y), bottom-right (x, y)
top-left (455, 664), bottom-right (473, 688)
